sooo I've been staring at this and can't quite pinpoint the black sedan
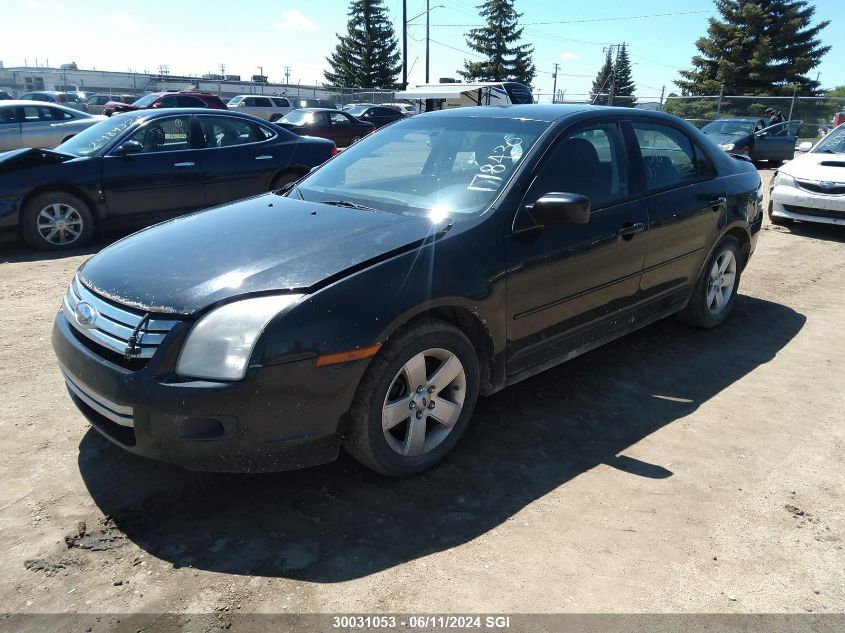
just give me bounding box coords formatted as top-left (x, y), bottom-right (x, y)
top-left (344, 104), bottom-right (408, 129)
top-left (0, 109), bottom-right (336, 250)
top-left (52, 105), bottom-right (762, 477)
top-left (700, 117), bottom-right (802, 162)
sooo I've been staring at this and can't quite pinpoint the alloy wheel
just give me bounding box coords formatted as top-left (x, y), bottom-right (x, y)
top-left (382, 348), bottom-right (467, 457)
top-left (37, 203), bottom-right (84, 246)
top-left (706, 250), bottom-right (737, 315)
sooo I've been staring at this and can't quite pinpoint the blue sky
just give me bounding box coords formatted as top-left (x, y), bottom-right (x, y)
top-left (4, 0), bottom-right (843, 99)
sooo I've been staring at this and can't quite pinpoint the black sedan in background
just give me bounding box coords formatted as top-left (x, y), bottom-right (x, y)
top-left (52, 105), bottom-right (762, 477)
top-left (278, 108), bottom-right (374, 147)
top-left (0, 109), bottom-right (336, 250)
top-left (344, 104), bottom-right (407, 129)
top-left (701, 117), bottom-right (802, 162)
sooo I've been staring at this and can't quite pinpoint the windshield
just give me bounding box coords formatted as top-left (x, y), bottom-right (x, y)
top-left (281, 110), bottom-right (313, 125)
top-left (132, 94), bottom-right (160, 107)
top-left (228, 96), bottom-right (243, 105)
top-left (813, 125), bottom-right (845, 154)
top-left (701, 119), bottom-right (757, 136)
top-left (293, 116), bottom-right (548, 218)
top-left (56, 113), bottom-right (145, 157)
top-left (346, 106), bottom-right (368, 116)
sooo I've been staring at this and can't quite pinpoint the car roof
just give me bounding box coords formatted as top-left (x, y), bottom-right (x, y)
top-left (111, 107), bottom-right (268, 122)
top-left (1, 99), bottom-right (87, 110)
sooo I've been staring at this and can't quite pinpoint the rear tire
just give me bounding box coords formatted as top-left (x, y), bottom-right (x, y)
top-left (678, 236), bottom-right (743, 329)
top-left (344, 319), bottom-right (480, 477)
top-left (21, 191), bottom-right (95, 251)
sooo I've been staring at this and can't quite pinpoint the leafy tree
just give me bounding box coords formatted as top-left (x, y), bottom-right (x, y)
top-left (459, 0), bottom-right (536, 86)
top-left (611, 44), bottom-right (636, 107)
top-left (590, 50), bottom-right (613, 105)
top-left (324, 0), bottom-right (402, 88)
top-left (676, 0), bottom-right (830, 96)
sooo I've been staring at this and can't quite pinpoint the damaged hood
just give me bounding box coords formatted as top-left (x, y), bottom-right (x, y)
top-left (0, 147), bottom-right (76, 171)
top-left (78, 194), bottom-right (451, 315)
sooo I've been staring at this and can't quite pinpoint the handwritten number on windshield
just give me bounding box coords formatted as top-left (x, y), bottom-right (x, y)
top-left (467, 136), bottom-right (523, 192)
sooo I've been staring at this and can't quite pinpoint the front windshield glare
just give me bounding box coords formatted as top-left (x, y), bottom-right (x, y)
top-left (132, 94), bottom-right (159, 107)
top-left (56, 114), bottom-right (145, 157)
top-left (814, 126), bottom-right (845, 153)
top-left (294, 117), bottom-right (547, 218)
top-left (702, 120), bottom-right (754, 135)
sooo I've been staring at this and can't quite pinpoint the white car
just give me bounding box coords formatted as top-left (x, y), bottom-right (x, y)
top-left (226, 95), bottom-right (292, 122)
top-left (769, 124), bottom-right (845, 226)
top-left (386, 102), bottom-right (418, 115)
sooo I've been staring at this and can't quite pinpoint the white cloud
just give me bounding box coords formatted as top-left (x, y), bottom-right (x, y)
top-left (273, 9), bottom-right (319, 32)
top-left (560, 51), bottom-right (580, 61)
top-left (111, 12), bottom-right (136, 27)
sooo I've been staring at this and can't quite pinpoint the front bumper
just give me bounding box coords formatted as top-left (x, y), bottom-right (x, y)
top-left (52, 310), bottom-right (366, 472)
top-left (770, 185), bottom-right (845, 225)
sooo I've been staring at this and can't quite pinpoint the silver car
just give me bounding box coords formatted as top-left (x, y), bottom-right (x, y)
top-left (0, 101), bottom-right (104, 151)
top-left (227, 95), bottom-right (292, 121)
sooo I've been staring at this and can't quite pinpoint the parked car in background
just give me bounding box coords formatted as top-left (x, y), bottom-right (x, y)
top-left (278, 108), bottom-right (374, 147)
top-left (769, 123), bottom-right (845, 226)
top-left (0, 101), bottom-right (104, 151)
top-left (344, 104), bottom-right (407, 129)
top-left (50, 105), bottom-right (762, 476)
top-left (292, 98), bottom-right (337, 109)
top-left (701, 117), bottom-right (802, 162)
top-left (102, 91), bottom-right (228, 117)
top-left (0, 109), bottom-right (336, 250)
top-left (227, 95), bottom-right (292, 121)
top-left (18, 91), bottom-right (89, 113)
top-left (342, 102), bottom-right (377, 111)
top-left (0, 90), bottom-right (12, 101)
top-left (387, 102), bottom-right (418, 115)
top-left (85, 93), bottom-right (134, 113)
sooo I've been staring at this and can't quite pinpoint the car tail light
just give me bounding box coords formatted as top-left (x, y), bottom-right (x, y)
top-left (330, 144), bottom-right (339, 157)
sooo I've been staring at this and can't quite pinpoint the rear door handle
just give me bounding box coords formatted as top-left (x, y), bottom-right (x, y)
top-left (255, 155), bottom-right (273, 160)
top-left (617, 222), bottom-right (646, 239)
top-left (709, 195), bottom-right (728, 209)
top-left (173, 162), bottom-right (195, 168)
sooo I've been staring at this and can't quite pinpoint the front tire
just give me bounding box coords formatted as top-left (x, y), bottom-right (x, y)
top-left (678, 236), bottom-right (743, 328)
top-left (344, 319), bottom-right (480, 477)
top-left (21, 191), bottom-right (94, 251)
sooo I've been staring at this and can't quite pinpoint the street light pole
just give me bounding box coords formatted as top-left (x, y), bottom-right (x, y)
top-left (425, 0), bottom-right (430, 83)
top-left (402, 0), bottom-right (408, 89)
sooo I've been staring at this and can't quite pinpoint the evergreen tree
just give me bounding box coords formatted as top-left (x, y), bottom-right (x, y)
top-left (459, 0), bottom-right (536, 86)
top-left (611, 44), bottom-right (636, 107)
top-left (676, 0), bottom-right (830, 96)
top-left (324, 0), bottom-right (402, 88)
top-left (590, 50), bottom-right (613, 105)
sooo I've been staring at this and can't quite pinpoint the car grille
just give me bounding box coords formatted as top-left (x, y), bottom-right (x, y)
top-left (62, 276), bottom-right (179, 362)
top-left (60, 365), bottom-right (134, 427)
top-left (795, 180), bottom-right (845, 196)
top-left (782, 204), bottom-right (845, 220)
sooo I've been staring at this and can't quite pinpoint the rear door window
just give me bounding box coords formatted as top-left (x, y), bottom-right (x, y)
top-left (631, 122), bottom-right (705, 190)
top-left (199, 116), bottom-right (261, 148)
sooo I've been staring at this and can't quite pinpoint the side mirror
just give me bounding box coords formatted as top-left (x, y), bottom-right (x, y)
top-left (527, 192), bottom-right (591, 226)
top-left (798, 141), bottom-right (813, 152)
top-left (112, 140), bottom-right (143, 157)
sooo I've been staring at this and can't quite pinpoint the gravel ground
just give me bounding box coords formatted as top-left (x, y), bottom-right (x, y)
top-left (0, 168), bottom-right (843, 623)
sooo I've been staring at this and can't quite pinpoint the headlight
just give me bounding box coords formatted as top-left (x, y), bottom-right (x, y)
top-left (719, 143), bottom-right (736, 151)
top-left (772, 172), bottom-right (797, 188)
top-left (176, 294), bottom-right (303, 380)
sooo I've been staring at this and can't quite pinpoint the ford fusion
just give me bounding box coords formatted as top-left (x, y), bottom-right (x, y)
top-left (52, 105), bottom-right (763, 477)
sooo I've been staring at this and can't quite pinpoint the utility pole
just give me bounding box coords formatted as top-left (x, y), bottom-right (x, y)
top-left (284, 66), bottom-right (291, 84)
top-left (425, 0), bottom-right (430, 83)
top-left (603, 44), bottom-right (621, 106)
top-left (551, 63), bottom-right (560, 104)
top-left (402, 0), bottom-right (408, 89)
top-left (257, 66), bottom-right (264, 94)
top-left (219, 63), bottom-right (225, 76)
top-left (659, 85), bottom-right (665, 111)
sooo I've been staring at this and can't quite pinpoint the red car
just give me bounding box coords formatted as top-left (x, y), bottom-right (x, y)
top-left (103, 91), bottom-right (228, 117)
top-left (277, 108), bottom-right (374, 147)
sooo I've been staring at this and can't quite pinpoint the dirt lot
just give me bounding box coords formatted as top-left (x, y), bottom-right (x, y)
top-left (0, 168), bottom-right (843, 623)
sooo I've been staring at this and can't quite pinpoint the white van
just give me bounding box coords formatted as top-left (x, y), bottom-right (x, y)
top-left (394, 82), bottom-right (534, 111)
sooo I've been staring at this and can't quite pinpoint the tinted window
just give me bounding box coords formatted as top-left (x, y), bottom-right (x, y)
top-left (272, 98), bottom-right (290, 108)
top-left (199, 116), bottom-right (261, 148)
top-left (22, 106), bottom-right (52, 122)
top-left (0, 106), bottom-right (18, 124)
top-left (176, 95), bottom-right (206, 107)
top-left (251, 97), bottom-right (273, 108)
top-left (157, 95), bottom-right (179, 108)
top-left (529, 122), bottom-right (629, 210)
top-left (330, 112), bottom-right (353, 126)
top-left (374, 107), bottom-right (397, 117)
top-left (127, 116), bottom-right (192, 152)
top-left (632, 122), bottom-right (699, 190)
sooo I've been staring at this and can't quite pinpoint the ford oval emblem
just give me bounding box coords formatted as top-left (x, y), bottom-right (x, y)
top-left (75, 302), bottom-right (97, 328)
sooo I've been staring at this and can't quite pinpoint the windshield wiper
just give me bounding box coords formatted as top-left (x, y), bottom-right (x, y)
top-left (320, 199), bottom-right (382, 212)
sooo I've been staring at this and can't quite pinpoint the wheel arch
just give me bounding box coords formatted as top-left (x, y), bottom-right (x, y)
top-left (18, 184), bottom-right (101, 234)
top-left (270, 163), bottom-right (311, 187)
top-left (694, 223), bottom-right (752, 281)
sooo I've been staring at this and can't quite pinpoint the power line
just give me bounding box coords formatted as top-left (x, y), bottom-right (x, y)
top-left (428, 9), bottom-right (712, 27)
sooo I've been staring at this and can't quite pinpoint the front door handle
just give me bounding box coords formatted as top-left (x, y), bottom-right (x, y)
top-left (173, 162), bottom-right (195, 168)
top-left (617, 222), bottom-right (646, 239)
top-left (255, 155), bottom-right (273, 160)
top-left (709, 195), bottom-right (728, 209)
